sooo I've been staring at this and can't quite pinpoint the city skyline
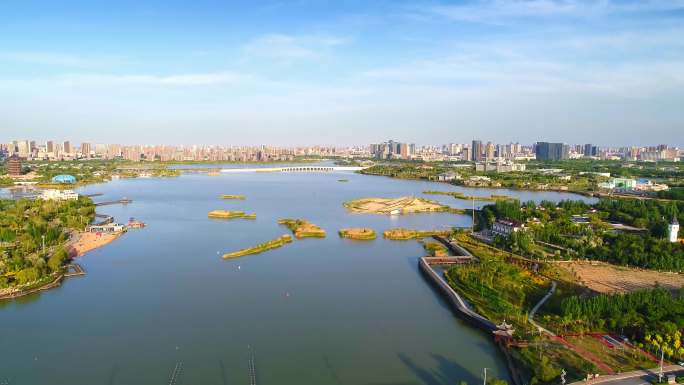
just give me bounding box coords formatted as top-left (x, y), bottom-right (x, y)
top-left (1, 0), bottom-right (683, 146)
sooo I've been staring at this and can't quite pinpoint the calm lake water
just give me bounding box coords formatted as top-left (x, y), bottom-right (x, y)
top-left (0, 166), bottom-right (595, 385)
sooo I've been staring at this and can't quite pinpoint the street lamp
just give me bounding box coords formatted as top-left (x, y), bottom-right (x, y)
top-left (41, 234), bottom-right (45, 254)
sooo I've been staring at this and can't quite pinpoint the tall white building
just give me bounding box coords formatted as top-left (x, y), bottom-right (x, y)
top-left (669, 214), bottom-right (679, 243)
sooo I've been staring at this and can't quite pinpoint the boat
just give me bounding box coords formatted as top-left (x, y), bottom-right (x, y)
top-left (390, 209), bottom-right (401, 215)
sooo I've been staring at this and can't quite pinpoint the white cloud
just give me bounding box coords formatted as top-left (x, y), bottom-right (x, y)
top-left (0, 51), bottom-right (130, 68)
top-left (52, 71), bottom-right (253, 87)
top-left (416, 0), bottom-right (684, 23)
top-left (243, 33), bottom-right (347, 62)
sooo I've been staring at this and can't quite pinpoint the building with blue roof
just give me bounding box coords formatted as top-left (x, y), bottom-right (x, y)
top-left (51, 174), bottom-right (76, 184)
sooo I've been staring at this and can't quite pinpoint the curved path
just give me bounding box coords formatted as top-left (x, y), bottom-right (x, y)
top-left (528, 281), bottom-right (557, 336)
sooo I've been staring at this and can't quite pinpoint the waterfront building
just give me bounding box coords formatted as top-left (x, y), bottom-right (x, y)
top-left (40, 189), bottom-right (79, 201)
top-left (535, 142), bottom-right (569, 161)
top-left (491, 218), bottom-right (525, 237)
top-left (436, 172), bottom-right (460, 181)
top-left (86, 223), bottom-right (126, 233)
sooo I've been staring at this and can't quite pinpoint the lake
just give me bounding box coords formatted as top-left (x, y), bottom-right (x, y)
top-left (0, 166), bottom-right (595, 385)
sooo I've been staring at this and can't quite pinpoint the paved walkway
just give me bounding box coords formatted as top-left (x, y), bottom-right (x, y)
top-left (528, 281), bottom-right (557, 336)
top-left (569, 365), bottom-right (683, 385)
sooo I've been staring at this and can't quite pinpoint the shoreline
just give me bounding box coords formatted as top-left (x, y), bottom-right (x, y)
top-left (0, 230), bottom-right (124, 301)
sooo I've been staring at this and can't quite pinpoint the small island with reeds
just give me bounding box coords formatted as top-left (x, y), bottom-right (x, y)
top-left (278, 218), bottom-right (327, 238)
top-left (208, 210), bottom-right (256, 220)
top-left (222, 235), bottom-right (293, 259)
top-left (220, 194), bottom-right (246, 200)
top-left (423, 190), bottom-right (512, 202)
top-left (343, 196), bottom-right (462, 215)
top-left (383, 228), bottom-right (451, 240)
top-left (338, 228), bottom-right (376, 240)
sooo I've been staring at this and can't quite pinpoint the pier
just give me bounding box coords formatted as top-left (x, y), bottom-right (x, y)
top-left (64, 264), bottom-right (85, 277)
top-left (94, 198), bottom-right (132, 206)
top-left (248, 352), bottom-right (257, 385)
top-left (168, 362), bottom-right (183, 385)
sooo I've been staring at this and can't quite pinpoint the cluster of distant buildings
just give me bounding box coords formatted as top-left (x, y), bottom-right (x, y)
top-left (369, 139), bottom-right (680, 163)
top-left (1, 140), bottom-right (369, 163)
top-left (1, 138), bottom-right (680, 165)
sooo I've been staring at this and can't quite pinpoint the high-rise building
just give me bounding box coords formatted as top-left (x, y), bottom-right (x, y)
top-left (81, 142), bottom-right (91, 157)
top-left (485, 142), bottom-right (495, 161)
top-left (46, 141), bottom-right (54, 153)
top-left (471, 140), bottom-right (483, 161)
top-left (536, 142), bottom-right (569, 161)
top-left (63, 141), bottom-right (72, 154)
top-left (17, 140), bottom-right (31, 157)
top-left (583, 144), bottom-right (598, 157)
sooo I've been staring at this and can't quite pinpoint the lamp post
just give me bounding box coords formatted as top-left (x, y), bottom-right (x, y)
top-left (41, 234), bottom-right (45, 254)
top-left (483, 367), bottom-right (487, 385)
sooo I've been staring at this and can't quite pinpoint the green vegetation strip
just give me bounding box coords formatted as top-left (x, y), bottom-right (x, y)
top-left (222, 235), bottom-right (293, 259)
top-left (208, 210), bottom-right (256, 219)
top-left (220, 195), bottom-right (246, 200)
top-left (423, 190), bottom-right (512, 201)
top-left (382, 228), bottom-right (450, 240)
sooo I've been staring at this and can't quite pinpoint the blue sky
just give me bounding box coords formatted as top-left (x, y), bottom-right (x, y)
top-left (1, 0), bottom-right (683, 146)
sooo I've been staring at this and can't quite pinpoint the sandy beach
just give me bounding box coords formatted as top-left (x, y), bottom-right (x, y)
top-left (67, 231), bottom-right (123, 257)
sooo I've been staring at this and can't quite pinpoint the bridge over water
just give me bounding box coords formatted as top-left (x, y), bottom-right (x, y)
top-left (220, 166), bottom-right (366, 173)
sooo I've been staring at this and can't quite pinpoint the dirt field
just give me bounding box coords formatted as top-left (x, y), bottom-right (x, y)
top-left (557, 261), bottom-right (684, 294)
top-left (343, 196), bottom-right (449, 215)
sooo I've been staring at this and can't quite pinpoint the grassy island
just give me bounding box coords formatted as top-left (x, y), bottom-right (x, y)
top-left (337, 179), bottom-right (349, 182)
top-left (423, 190), bottom-right (512, 202)
top-left (382, 228), bottom-right (451, 240)
top-left (222, 235), bottom-right (293, 259)
top-left (208, 210), bottom-right (256, 219)
top-left (343, 196), bottom-right (461, 215)
top-left (421, 240), bottom-right (449, 257)
top-left (278, 218), bottom-right (326, 238)
top-left (338, 228), bottom-right (376, 240)
top-left (220, 195), bottom-right (246, 200)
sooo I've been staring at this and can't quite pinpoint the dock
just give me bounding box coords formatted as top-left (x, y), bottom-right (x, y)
top-left (94, 198), bottom-right (133, 206)
top-left (64, 264), bottom-right (85, 277)
top-left (168, 362), bottom-right (183, 385)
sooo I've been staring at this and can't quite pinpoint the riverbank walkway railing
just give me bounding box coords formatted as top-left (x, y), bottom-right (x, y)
top-left (419, 238), bottom-right (497, 333)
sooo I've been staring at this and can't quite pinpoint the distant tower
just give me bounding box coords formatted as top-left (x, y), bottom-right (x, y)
top-left (669, 212), bottom-right (680, 243)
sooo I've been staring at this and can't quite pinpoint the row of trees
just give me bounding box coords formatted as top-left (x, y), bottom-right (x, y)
top-left (561, 288), bottom-right (684, 340)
